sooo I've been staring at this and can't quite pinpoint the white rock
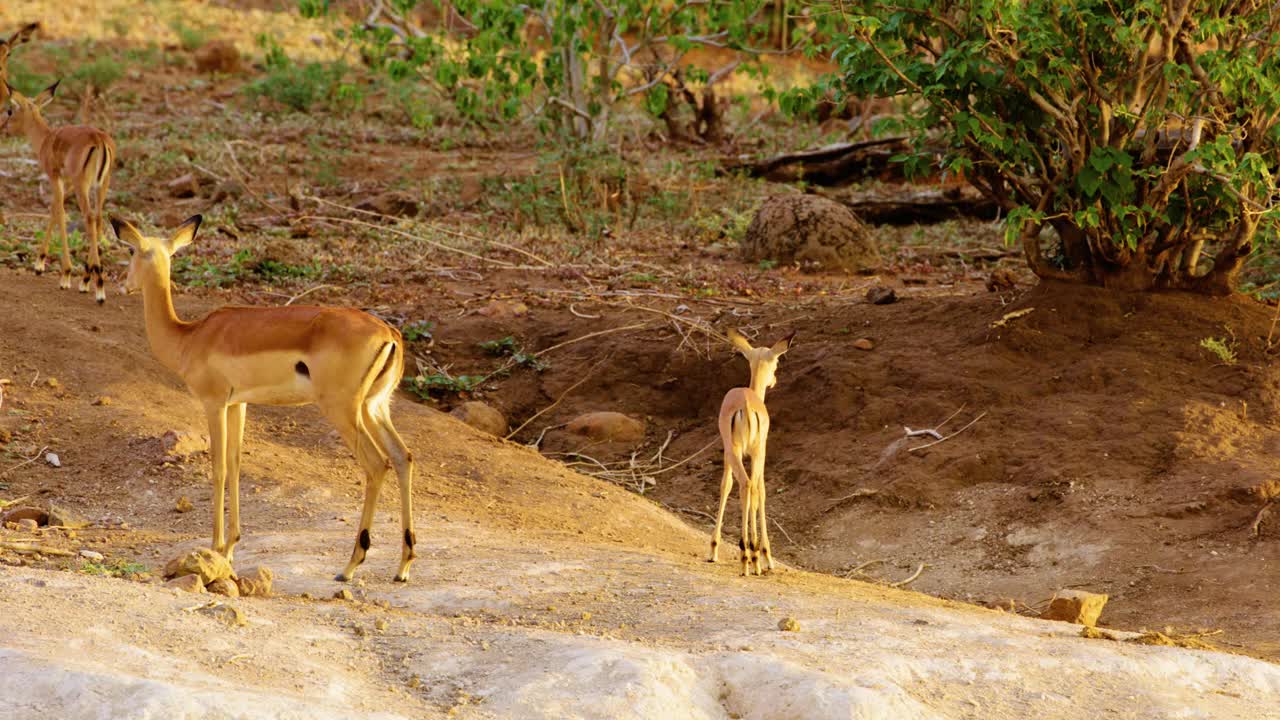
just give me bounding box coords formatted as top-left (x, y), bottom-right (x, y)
top-left (44, 452), bottom-right (60, 468)
top-left (78, 550), bottom-right (104, 561)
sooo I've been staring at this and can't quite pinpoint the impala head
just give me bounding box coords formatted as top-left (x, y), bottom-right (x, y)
top-left (110, 215), bottom-right (203, 295)
top-left (3, 78), bottom-right (57, 133)
top-left (727, 328), bottom-right (795, 392)
top-left (0, 23), bottom-right (39, 107)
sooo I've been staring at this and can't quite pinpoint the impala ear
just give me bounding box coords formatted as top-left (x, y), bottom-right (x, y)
top-left (167, 215), bottom-right (202, 253)
top-left (34, 79), bottom-right (58, 108)
top-left (727, 328), bottom-right (754, 355)
top-left (109, 216), bottom-right (146, 249)
top-left (771, 331), bottom-right (796, 356)
top-left (9, 23), bottom-right (38, 47)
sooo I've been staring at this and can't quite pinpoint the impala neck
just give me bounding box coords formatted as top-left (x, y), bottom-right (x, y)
top-left (138, 260), bottom-right (188, 371)
top-left (749, 371), bottom-right (768, 403)
top-left (21, 111), bottom-right (50, 153)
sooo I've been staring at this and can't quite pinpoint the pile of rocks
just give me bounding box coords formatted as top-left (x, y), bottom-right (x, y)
top-left (162, 548), bottom-right (273, 598)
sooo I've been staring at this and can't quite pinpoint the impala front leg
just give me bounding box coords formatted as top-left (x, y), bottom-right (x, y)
top-left (205, 403), bottom-right (229, 557)
top-left (223, 403), bottom-right (246, 562)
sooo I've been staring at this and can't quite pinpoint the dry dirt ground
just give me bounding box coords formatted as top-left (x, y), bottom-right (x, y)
top-left (4, 272), bottom-right (1280, 719)
top-left (4, 3), bottom-right (1280, 716)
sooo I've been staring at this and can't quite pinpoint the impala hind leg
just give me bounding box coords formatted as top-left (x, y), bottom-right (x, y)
top-left (74, 181), bottom-right (93, 294)
top-left (333, 412), bottom-right (392, 582)
top-left (752, 446), bottom-right (773, 573)
top-left (739, 468), bottom-right (755, 576)
top-left (90, 173), bottom-right (110, 303)
top-left (709, 452), bottom-right (734, 563)
top-left (368, 405), bottom-right (416, 582)
top-left (221, 403), bottom-right (246, 562)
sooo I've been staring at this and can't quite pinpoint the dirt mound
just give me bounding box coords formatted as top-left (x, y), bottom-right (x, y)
top-left (741, 194), bottom-right (880, 272)
top-left (450, 280), bottom-right (1280, 657)
top-left (5, 271), bottom-right (1280, 718)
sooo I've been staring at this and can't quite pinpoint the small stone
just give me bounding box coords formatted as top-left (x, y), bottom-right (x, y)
top-left (566, 411), bottom-right (645, 443)
top-left (476, 299), bottom-right (529, 319)
top-left (212, 179), bottom-right (246, 203)
top-left (866, 286), bottom-right (897, 305)
top-left (45, 377), bottom-right (60, 389)
top-left (47, 504), bottom-right (88, 528)
top-left (1039, 589), bottom-right (1108, 627)
top-left (451, 401), bottom-right (508, 437)
top-left (374, 618), bottom-right (389, 632)
top-left (79, 549), bottom-right (104, 561)
top-left (164, 574), bottom-right (206, 593)
top-left (234, 566), bottom-right (274, 597)
top-left (175, 496), bottom-right (194, 513)
top-left (92, 396), bottom-right (112, 406)
top-left (207, 578), bottom-right (240, 597)
top-left (44, 452), bottom-right (60, 468)
top-left (355, 190), bottom-right (420, 218)
top-left (163, 548), bottom-right (234, 584)
top-left (197, 602), bottom-right (246, 627)
top-left (16, 518), bottom-right (38, 533)
top-left (407, 676), bottom-right (421, 689)
top-left (581, 612), bottom-right (592, 622)
top-left (777, 617), bottom-right (801, 632)
top-left (334, 588), bottom-right (354, 601)
top-left (852, 338), bottom-right (875, 351)
top-left (166, 173), bottom-right (202, 199)
top-left (193, 39), bottom-right (243, 74)
top-left (985, 268), bottom-right (1018, 293)
top-left (161, 430), bottom-right (206, 457)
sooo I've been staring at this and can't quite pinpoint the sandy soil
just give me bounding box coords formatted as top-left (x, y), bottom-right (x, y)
top-left (3, 267), bottom-right (1280, 719)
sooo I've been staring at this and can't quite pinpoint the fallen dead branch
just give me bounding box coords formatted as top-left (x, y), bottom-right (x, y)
top-left (908, 412), bottom-right (988, 452)
top-left (991, 307), bottom-right (1035, 329)
top-left (0, 446), bottom-right (50, 478)
top-left (507, 357), bottom-right (609, 441)
top-left (889, 563), bottom-right (926, 587)
top-left (300, 214), bottom-right (518, 268)
top-left (842, 558), bottom-right (887, 578)
top-left (564, 437), bottom-right (720, 494)
top-left (0, 541), bottom-right (75, 557)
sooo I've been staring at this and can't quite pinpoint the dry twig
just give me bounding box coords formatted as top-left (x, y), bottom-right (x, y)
top-left (889, 563), bottom-right (926, 587)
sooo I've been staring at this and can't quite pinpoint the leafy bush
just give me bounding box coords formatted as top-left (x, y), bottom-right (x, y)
top-left (805, 1), bottom-right (1280, 293)
top-left (243, 37), bottom-right (362, 113)
top-left (313, 0), bottom-right (833, 141)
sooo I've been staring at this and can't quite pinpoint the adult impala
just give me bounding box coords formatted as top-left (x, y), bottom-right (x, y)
top-left (4, 80), bottom-right (115, 303)
top-left (111, 215), bottom-right (418, 582)
top-left (709, 329), bottom-right (794, 576)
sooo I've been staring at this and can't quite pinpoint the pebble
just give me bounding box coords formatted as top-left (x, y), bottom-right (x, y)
top-left (853, 338), bottom-right (875, 351)
top-left (777, 617), bottom-right (801, 632)
top-left (175, 496), bottom-right (194, 513)
top-left (44, 452), bottom-right (61, 468)
top-left (333, 588), bottom-right (354, 601)
top-left (92, 396), bottom-right (112, 406)
top-left (866, 286), bottom-right (897, 305)
top-left (79, 549), bottom-right (105, 561)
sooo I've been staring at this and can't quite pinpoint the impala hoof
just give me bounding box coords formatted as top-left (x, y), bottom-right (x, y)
top-left (393, 574), bottom-right (408, 583)
top-left (334, 572), bottom-right (351, 582)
